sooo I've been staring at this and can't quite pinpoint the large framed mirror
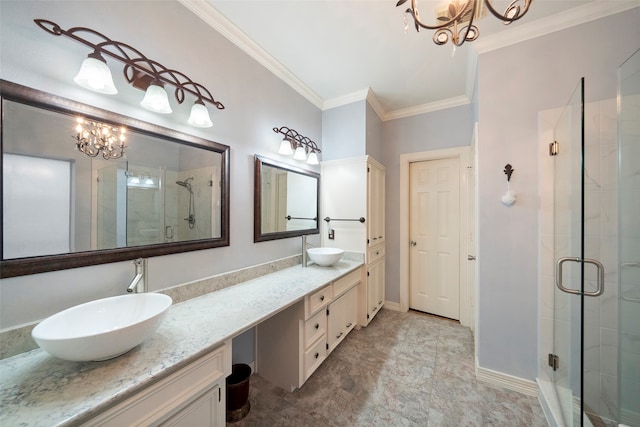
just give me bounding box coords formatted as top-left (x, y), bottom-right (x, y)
top-left (254, 155), bottom-right (319, 242)
top-left (1, 80), bottom-right (230, 278)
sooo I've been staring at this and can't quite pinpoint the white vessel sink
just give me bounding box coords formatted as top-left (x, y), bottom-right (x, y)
top-left (32, 293), bottom-right (172, 362)
top-left (307, 247), bottom-right (345, 267)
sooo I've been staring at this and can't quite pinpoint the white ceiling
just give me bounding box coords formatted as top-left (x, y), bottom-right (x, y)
top-left (180, 0), bottom-right (636, 120)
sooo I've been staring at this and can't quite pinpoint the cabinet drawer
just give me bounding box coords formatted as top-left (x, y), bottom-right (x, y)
top-left (333, 268), bottom-right (361, 297)
top-left (304, 309), bottom-right (326, 349)
top-left (367, 245), bottom-right (385, 265)
top-left (306, 284), bottom-right (332, 318)
top-left (303, 337), bottom-right (327, 381)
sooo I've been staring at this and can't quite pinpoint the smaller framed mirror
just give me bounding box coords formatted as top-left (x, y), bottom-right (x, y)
top-left (254, 155), bottom-right (319, 242)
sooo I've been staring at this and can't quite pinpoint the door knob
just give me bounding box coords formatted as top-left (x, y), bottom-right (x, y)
top-left (468, 255), bottom-right (476, 261)
top-left (410, 241), bottom-right (417, 247)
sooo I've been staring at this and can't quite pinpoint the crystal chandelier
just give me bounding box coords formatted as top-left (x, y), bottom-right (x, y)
top-left (74, 117), bottom-right (126, 160)
top-left (397, 0), bottom-right (532, 46)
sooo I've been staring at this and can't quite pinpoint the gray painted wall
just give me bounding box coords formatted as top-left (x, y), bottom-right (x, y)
top-left (321, 101), bottom-right (366, 161)
top-left (476, 9), bottom-right (639, 380)
top-left (382, 105), bottom-right (474, 303)
top-left (0, 1), bottom-right (322, 329)
top-left (365, 102), bottom-right (383, 161)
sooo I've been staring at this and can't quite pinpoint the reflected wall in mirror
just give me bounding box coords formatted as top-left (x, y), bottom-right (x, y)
top-left (254, 155), bottom-right (319, 242)
top-left (1, 80), bottom-right (230, 278)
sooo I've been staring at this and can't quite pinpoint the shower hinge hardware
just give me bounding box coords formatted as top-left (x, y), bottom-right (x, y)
top-left (548, 353), bottom-right (559, 371)
top-left (549, 141), bottom-right (559, 156)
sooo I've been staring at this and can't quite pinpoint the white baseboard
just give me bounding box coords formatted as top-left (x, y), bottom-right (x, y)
top-left (383, 301), bottom-right (401, 311)
top-left (475, 358), bottom-right (538, 397)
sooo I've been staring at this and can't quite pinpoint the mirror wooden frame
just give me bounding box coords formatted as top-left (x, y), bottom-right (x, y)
top-left (0, 80), bottom-right (230, 278)
top-left (254, 155), bottom-right (320, 242)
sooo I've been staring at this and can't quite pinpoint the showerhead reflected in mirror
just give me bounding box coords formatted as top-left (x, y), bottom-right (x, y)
top-left (254, 155), bottom-right (319, 242)
top-left (1, 80), bottom-right (230, 278)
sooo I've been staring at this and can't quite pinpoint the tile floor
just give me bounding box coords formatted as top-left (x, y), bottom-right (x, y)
top-left (230, 309), bottom-right (549, 426)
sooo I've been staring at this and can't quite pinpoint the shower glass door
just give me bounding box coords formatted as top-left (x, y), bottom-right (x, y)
top-left (552, 78), bottom-right (584, 426)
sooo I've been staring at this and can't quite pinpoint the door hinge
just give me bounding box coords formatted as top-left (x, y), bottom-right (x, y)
top-left (326, 308), bottom-right (330, 316)
top-left (548, 353), bottom-right (559, 371)
top-left (326, 343), bottom-right (329, 350)
top-left (367, 271), bottom-right (370, 277)
top-left (218, 387), bottom-right (221, 402)
top-left (367, 313), bottom-right (370, 319)
top-left (549, 141), bottom-right (559, 156)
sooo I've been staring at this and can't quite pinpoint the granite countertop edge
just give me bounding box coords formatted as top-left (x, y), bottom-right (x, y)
top-left (0, 259), bottom-right (363, 427)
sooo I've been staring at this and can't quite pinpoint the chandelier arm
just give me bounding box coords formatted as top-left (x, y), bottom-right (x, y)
top-left (34, 19), bottom-right (225, 110)
top-left (404, 0), bottom-right (473, 31)
top-left (483, 0), bottom-right (532, 23)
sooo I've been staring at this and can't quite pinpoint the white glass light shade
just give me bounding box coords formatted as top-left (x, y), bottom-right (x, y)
top-left (73, 54), bottom-right (118, 95)
top-left (306, 152), bottom-right (319, 165)
top-left (293, 146), bottom-right (307, 161)
top-left (187, 101), bottom-right (213, 128)
top-left (278, 139), bottom-right (293, 155)
top-left (140, 83), bottom-right (172, 114)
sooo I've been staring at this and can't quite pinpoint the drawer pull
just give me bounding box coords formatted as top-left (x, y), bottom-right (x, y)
top-left (375, 251), bottom-right (379, 255)
top-left (379, 235), bottom-right (383, 239)
top-left (315, 323), bottom-right (319, 330)
top-left (378, 300), bottom-right (383, 304)
top-left (336, 332), bottom-right (343, 339)
top-left (315, 352), bottom-right (319, 359)
top-left (320, 295), bottom-right (325, 302)
top-left (346, 322), bottom-right (352, 328)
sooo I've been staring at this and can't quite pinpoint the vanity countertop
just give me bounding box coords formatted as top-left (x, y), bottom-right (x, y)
top-left (0, 259), bottom-right (363, 426)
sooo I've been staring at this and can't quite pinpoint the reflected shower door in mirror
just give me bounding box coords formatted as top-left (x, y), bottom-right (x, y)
top-left (1, 80), bottom-right (230, 278)
top-left (254, 155), bottom-right (319, 242)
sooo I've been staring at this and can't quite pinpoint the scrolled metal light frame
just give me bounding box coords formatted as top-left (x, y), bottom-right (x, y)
top-left (397, 0), bottom-right (533, 46)
top-left (273, 126), bottom-right (321, 156)
top-left (34, 19), bottom-right (225, 110)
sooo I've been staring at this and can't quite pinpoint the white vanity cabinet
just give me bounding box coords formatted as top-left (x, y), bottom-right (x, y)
top-left (257, 268), bottom-right (362, 391)
top-left (84, 341), bottom-right (231, 427)
top-left (321, 156), bottom-right (386, 327)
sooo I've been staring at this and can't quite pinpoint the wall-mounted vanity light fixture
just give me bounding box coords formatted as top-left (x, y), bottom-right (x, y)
top-left (35, 19), bottom-right (224, 128)
top-left (273, 126), bottom-right (321, 165)
top-left (501, 163), bottom-right (516, 206)
top-left (74, 117), bottom-right (126, 160)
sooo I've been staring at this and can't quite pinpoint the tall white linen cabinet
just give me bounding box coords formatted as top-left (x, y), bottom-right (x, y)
top-left (321, 155), bottom-right (385, 326)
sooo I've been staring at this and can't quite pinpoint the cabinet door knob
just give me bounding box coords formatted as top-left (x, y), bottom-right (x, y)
top-left (315, 323), bottom-right (319, 329)
top-left (320, 295), bottom-right (325, 302)
top-left (315, 352), bottom-right (319, 359)
top-left (375, 251), bottom-right (379, 255)
top-left (346, 323), bottom-right (352, 328)
top-left (410, 241), bottom-right (417, 247)
top-left (336, 332), bottom-right (343, 339)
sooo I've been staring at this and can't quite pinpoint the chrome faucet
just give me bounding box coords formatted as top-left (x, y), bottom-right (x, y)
top-left (302, 235), bottom-right (316, 268)
top-left (126, 258), bottom-right (147, 293)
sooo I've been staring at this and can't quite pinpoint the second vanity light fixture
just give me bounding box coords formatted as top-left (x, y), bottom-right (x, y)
top-left (34, 19), bottom-right (225, 128)
top-left (273, 126), bottom-right (321, 165)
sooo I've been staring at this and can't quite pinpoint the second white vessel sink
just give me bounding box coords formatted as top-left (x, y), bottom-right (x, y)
top-left (31, 293), bottom-right (172, 362)
top-left (307, 247), bottom-right (345, 267)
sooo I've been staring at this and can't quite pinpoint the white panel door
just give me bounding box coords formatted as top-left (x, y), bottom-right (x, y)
top-left (409, 158), bottom-right (460, 319)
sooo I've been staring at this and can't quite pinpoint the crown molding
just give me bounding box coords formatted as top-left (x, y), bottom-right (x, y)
top-left (322, 88), bottom-right (369, 110)
top-left (177, 0), bottom-right (324, 110)
top-left (365, 88), bottom-right (387, 121)
top-left (473, 0), bottom-right (640, 54)
top-left (384, 96), bottom-right (471, 121)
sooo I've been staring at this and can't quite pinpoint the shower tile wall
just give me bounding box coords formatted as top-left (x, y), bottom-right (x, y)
top-left (619, 92), bottom-right (640, 426)
top-left (538, 98), bottom-right (619, 423)
top-left (584, 98), bottom-right (618, 422)
top-left (176, 166), bottom-right (215, 240)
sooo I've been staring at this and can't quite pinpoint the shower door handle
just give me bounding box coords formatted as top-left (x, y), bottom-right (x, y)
top-left (555, 257), bottom-right (605, 297)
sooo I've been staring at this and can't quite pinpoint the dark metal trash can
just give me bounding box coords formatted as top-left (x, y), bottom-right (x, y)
top-left (226, 363), bottom-right (251, 422)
